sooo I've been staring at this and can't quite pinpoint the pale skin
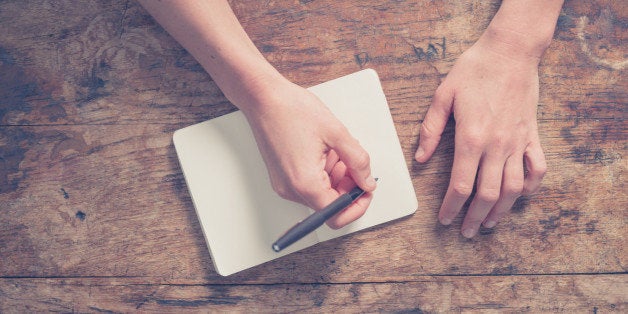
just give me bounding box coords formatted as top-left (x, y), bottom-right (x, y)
top-left (415, 0), bottom-right (564, 237)
top-left (139, 0), bottom-right (563, 235)
top-left (139, 0), bottom-right (376, 229)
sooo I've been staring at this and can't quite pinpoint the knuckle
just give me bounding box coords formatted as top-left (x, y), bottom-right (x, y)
top-left (477, 188), bottom-right (500, 203)
top-left (503, 180), bottom-right (524, 196)
top-left (451, 182), bottom-right (473, 198)
top-left (326, 123), bottom-right (349, 143)
top-left (351, 150), bottom-right (370, 170)
top-left (327, 123), bottom-right (344, 137)
top-left (535, 162), bottom-right (548, 177)
top-left (459, 131), bottom-right (485, 152)
top-left (272, 183), bottom-right (291, 199)
top-left (490, 133), bottom-right (509, 151)
top-left (420, 122), bottom-right (441, 141)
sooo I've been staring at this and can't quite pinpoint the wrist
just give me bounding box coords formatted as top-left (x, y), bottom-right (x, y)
top-left (481, 0), bottom-right (563, 62)
top-left (196, 40), bottom-right (284, 113)
top-left (478, 25), bottom-right (551, 64)
top-left (218, 59), bottom-right (288, 115)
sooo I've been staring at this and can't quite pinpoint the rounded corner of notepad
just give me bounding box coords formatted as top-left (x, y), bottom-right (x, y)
top-left (409, 199), bottom-right (419, 214)
top-left (361, 68), bottom-right (379, 79)
top-left (400, 195), bottom-right (419, 216)
top-left (407, 191), bottom-right (419, 214)
top-left (215, 270), bottom-right (232, 277)
top-left (172, 129), bottom-right (183, 145)
top-left (213, 263), bottom-right (235, 277)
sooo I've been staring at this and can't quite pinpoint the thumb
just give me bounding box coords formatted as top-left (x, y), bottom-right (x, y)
top-left (415, 85), bottom-right (454, 163)
top-left (327, 127), bottom-right (377, 193)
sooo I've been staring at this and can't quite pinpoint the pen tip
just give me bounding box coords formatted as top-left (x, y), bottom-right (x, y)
top-left (272, 244), bottom-right (281, 252)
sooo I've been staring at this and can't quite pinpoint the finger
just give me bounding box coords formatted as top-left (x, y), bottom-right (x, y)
top-left (329, 161), bottom-right (347, 189)
top-left (523, 140), bottom-right (547, 195)
top-left (483, 154), bottom-right (524, 228)
top-left (324, 149), bottom-right (339, 174)
top-left (295, 174), bottom-right (372, 229)
top-left (326, 192), bottom-right (373, 229)
top-left (461, 154), bottom-right (504, 238)
top-left (439, 146), bottom-right (481, 226)
top-left (328, 129), bottom-right (376, 192)
top-left (326, 176), bottom-right (372, 229)
top-left (334, 174), bottom-right (358, 194)
top-left (292, 172), bottom-right (341, 212)
top-left (415, 85), bottom-right (454, 163)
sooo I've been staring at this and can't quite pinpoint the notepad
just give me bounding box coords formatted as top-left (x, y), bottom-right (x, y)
top-left (173, 69), bottom-right (417, 276)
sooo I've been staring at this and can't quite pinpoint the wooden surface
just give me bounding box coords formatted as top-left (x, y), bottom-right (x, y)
top-left (0, 0), bottom-right (626, 312)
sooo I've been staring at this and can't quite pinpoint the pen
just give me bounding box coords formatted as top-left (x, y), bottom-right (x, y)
top-left (272, 178), bottom-right (377, 252)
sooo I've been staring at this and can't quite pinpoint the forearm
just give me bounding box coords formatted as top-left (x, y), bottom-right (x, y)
top-left (138, 0), bottom-right (281, 112)
top-left (479, 0), bottom-right (564, 62)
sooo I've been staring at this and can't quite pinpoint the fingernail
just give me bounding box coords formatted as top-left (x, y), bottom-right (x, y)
top-left (366, 176), bottom-right (377, 189)
top-left (484, 220), bottom-right (497, 228)
top-left (462, 228), bottom-right (475, 238)
top-left (440, 217), bottom-right (452, 225)
top-left (415, 147), bottom-right (425, 160)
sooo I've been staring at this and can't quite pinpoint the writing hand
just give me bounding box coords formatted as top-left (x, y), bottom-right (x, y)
top-left (242, 75), bottom-right (377, 229)
top-left (137, 1), bottom-right (376, 228)
top-left (415, 37), bottom-right (547, 238)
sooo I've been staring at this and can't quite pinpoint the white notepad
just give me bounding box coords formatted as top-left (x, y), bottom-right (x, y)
top-left (173, 69), bottom-right (417, 276)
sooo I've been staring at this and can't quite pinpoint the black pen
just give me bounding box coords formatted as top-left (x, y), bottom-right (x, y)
top-left (272, 179), bottom-right (377, 252)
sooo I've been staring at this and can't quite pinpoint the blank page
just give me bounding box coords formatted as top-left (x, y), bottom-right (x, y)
top-left (174, 113), bottom-right (318, 276)
top-left (310, 69), bottom-right (418, 241)
top-left (173, 69), bottom-right (417, 276)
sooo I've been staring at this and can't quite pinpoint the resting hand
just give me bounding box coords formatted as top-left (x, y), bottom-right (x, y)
top-left (241, 75), bottom-right (377, 229)
top-left (415, 35), bottom-right (547, 238)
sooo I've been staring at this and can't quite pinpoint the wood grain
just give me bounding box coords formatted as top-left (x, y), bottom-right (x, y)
top-left (0, 0), bottom-right (626, 311)
top-left (1, 275), bottom-right (626, 313)
top-left (0, 120), bottom-right (623, 284)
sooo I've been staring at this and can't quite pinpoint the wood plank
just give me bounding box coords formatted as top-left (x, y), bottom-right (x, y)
top-left (1, 0), bottom-right (625, 311)
top-left (0, 1), bottom-right (624, 127)
top-left (1, 118), bottom-right (624, 283)
top-left (0, 275), bottom-right (625, 312)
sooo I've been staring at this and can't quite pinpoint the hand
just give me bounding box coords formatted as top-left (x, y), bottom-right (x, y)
top-left (239, 75), bottom-right (377, 229)
top-left (415, 35), bottom-right (547, 238)
top-left (138, 0), bottom-right (378, 229)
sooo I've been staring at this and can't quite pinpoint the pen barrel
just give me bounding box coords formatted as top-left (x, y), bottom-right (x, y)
top-left (316, 193), bottom-right (355, 222)
top-left (272, 194), bottom-right (354, 252)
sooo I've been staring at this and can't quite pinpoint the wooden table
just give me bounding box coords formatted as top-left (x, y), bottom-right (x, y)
top-left (1, 0), bottom-right (626, 312)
